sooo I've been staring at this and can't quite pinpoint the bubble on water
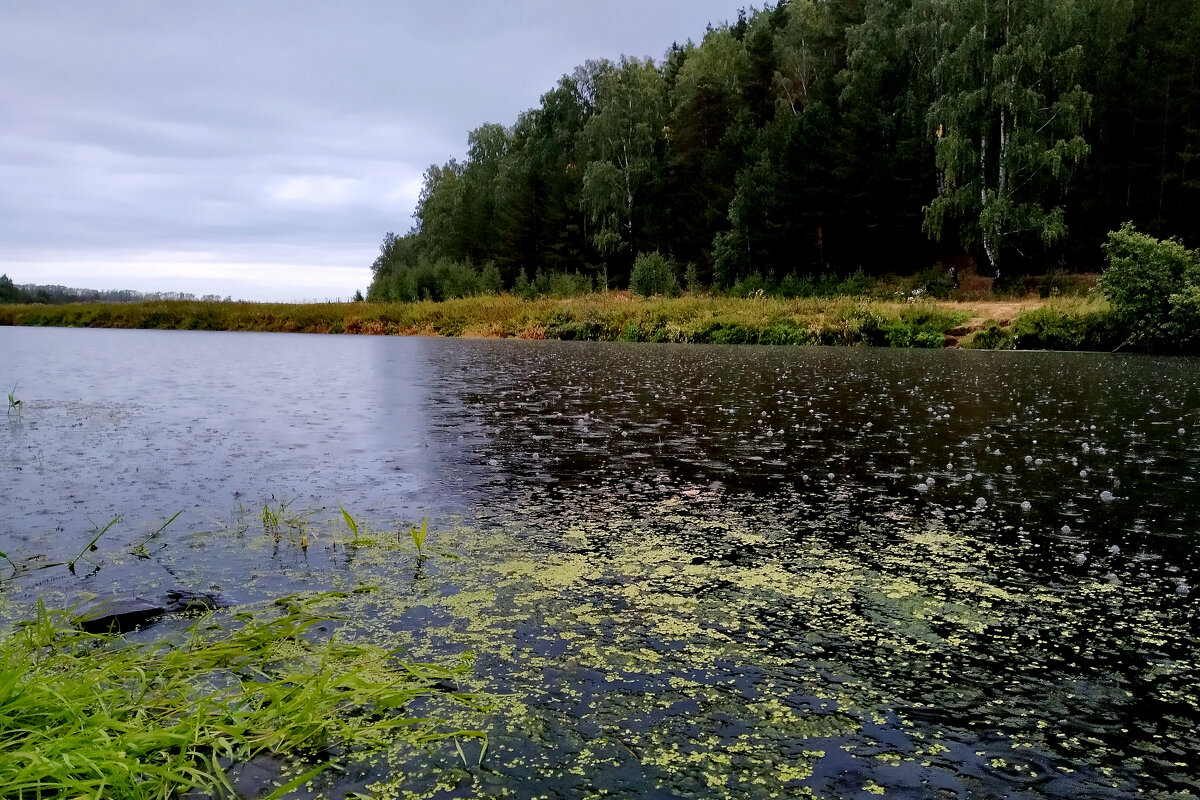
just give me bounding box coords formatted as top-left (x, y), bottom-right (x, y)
top-left (926, 477), bottom-right (935, 486)
top-left (1179, 427), bottom-right (1186, 435)
top-left (1061, 525), bottom-right (1072, 535)
top-left (1025, 455), bottom-right (1033, 463)
top-left (964, 473), bottom-right (973, 480)
top-left (916, 483), bottom-right (929, 492)
top-left (1100, 490), bottom-right (1115, 502)
top-left (1096, 446), bottom-right (1108, 456)
top-left (1082, 443), bottom-right (1090, 453)
top-left (975, 497), bottom-right (987, 508)
top-left (827, 473), bottom-right (835, 480)
top-left (1035, 458), bottom-right (1044, 466)
top-left (1074, 552), bottom-right (1087, 564)
top-left (1178, 584), bottom-right (1191, 597)
top-left (1108, 544), bottom-right (1121, 555)
top-left (1080, 469), bottom-right (1089, 478)
top-left (1021, 501), bottom-right (1031, 511)
top-left (1006, 465), bottom-right (1013, 472)
top-left (488, 459), bottom-right (499, 466)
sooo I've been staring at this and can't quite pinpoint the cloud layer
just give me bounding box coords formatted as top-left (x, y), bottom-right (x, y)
top-left (1, 1), bottom-right (737, 300)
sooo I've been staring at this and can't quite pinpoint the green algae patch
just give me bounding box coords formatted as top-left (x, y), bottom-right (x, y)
top-left (19, 497), bottom-right (1197, 799)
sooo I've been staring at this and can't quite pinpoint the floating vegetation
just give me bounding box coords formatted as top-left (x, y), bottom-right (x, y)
top-left (0, 592), bottom-right (489, 800)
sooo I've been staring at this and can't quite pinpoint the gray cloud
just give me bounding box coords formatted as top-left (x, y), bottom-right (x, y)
top-left (1, 1), bottom-right (739, 301)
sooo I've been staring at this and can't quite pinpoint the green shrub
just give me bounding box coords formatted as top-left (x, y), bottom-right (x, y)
top-left (838, 269), bottom-right (873, 297)
top-left (1100, 222), bottom-right (1200, 350)
top-left (727, 273), bottom-right (775, 299)
top-left (545, 270), bottom-right (593, 298)
top-left (779, 273), bottom-right (816, 298)
top-left (479, 262), bottom-right (503, 295)
top-left (1012, 307), bottom-right (1120, 351)
top-left (965, 321), bottom-right (1014, 350)
top-left (910, 267), bottom-right (955, 299)
top-left (758, 321), bottom-right (815, 345)
top-left (630, 252), bottom-right (680, 297)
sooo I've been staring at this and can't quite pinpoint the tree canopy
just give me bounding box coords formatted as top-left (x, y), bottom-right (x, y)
top-left (370, 0), bottom-right (1200, 300)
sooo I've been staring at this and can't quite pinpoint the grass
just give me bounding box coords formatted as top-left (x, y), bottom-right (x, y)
top-left (0, 597), bottom-right (488, 799)
top-left (1, 290), bottom-right (1139, 351)
top-left (0, 294), bottom-right (979, 347)
top-left (67, 515), bottom-right (121, 574)
top-left (6, 384), bottom-right (19, 416)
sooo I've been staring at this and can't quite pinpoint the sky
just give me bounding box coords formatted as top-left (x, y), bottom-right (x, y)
top-left (1, 1), bottom-right (743, 302)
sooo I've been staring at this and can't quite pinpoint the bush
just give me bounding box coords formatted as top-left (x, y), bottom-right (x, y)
top-left (1012, 307), bottom-right (1121, 351)
top-left (727, 273), bottom-right (775, 299)
top-left (1100, 222), bottom-right (1200, 350)
top-left (838, 269), bottom-right (873, 297)
top-left (965, 321), bottom-right (1014, 350)
top-left (479, 263), bottom-right (503, 295)
top-left (779, 273), bottom-right (815, 298)
top-left (910, 267), bottom-right (955, 299)
top-left (630, 252), bottom-right (680, 297)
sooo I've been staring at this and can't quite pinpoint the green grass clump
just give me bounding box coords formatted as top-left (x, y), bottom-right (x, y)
top-left (1012, 297), bottom-right (1118, 351)
top-left (0, 597), bottom-right (488, 799)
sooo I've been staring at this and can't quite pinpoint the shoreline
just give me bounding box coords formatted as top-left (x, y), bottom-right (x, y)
top-left (0, 293), bottom-right (1111, 351)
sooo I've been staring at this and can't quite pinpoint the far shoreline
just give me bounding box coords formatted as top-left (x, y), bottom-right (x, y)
top-left (0, 293), bottom-right (1119, 352)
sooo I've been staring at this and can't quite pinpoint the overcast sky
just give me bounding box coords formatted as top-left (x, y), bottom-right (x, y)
top-left (1, 1), bottom-right (742, 301)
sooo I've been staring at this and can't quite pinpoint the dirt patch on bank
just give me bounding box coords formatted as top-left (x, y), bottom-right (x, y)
top-left (943, 299), bottom-right (1046, 328)
top-left (937, 299), bottom-right (1047, 346)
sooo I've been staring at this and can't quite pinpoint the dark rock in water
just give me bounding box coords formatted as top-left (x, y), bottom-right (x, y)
top-left (75, 596), bottom-right (166, 633)
top-left (74, 590), bottom-right (231, 634)
top-left (164, 589), bottom-right (231, 614)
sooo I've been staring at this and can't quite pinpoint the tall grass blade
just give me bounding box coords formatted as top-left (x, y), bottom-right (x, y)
top-left (67, 515), bottom-right (121, 573)
top-left (131, 508), bottom-right (184, 558)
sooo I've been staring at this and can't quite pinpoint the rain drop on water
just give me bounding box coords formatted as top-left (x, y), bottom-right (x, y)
top-left (1062, 525), bottom-right (1072, 535)
top-left (1074, 553), bottom-right (1087, 564)
top-left (1100, 490), bottom-right (1115, 502)
top-left (975, 497), bottom-right (987, 508)
top-left (1021, 501), bottom-right (1031, 511)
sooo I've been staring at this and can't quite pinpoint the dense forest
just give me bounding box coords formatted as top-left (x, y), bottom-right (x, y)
top-left (368, 0), bottom-right (1200, 301)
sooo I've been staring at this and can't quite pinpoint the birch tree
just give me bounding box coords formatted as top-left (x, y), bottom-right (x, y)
top-left (922, 0), bottom-right (1091, 273)
top-left (581, 57), bottom-right (665, 256)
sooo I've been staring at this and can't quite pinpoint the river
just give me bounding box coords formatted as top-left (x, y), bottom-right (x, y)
top-left (2, 327), bottom-right (1198, 799)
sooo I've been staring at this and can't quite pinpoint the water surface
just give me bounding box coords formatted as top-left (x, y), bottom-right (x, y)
top-left (2, 327), bottom-right (1198, 799)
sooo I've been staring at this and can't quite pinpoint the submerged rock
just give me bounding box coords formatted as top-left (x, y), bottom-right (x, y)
top-left (74, 596), bottom-right (165, 634)
top-left (74, 590), bottom-right (231, 633)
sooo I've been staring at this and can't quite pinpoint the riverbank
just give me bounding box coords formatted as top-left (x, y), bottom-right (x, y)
top-left (0, 293), bottom-right (1114, 349)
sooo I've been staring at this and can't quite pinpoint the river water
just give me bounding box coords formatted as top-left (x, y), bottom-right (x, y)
top-left (2, 327), bottom-right (1198, 799)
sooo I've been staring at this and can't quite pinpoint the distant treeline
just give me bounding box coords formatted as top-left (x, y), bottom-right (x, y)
top-left (370, 0), bottom-right (1200, 302)
top-left (0, 274), bottom-right (231, 305)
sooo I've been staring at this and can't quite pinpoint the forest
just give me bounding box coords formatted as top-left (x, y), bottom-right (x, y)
top-left (368, 0), bottom-right (1200, 302)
